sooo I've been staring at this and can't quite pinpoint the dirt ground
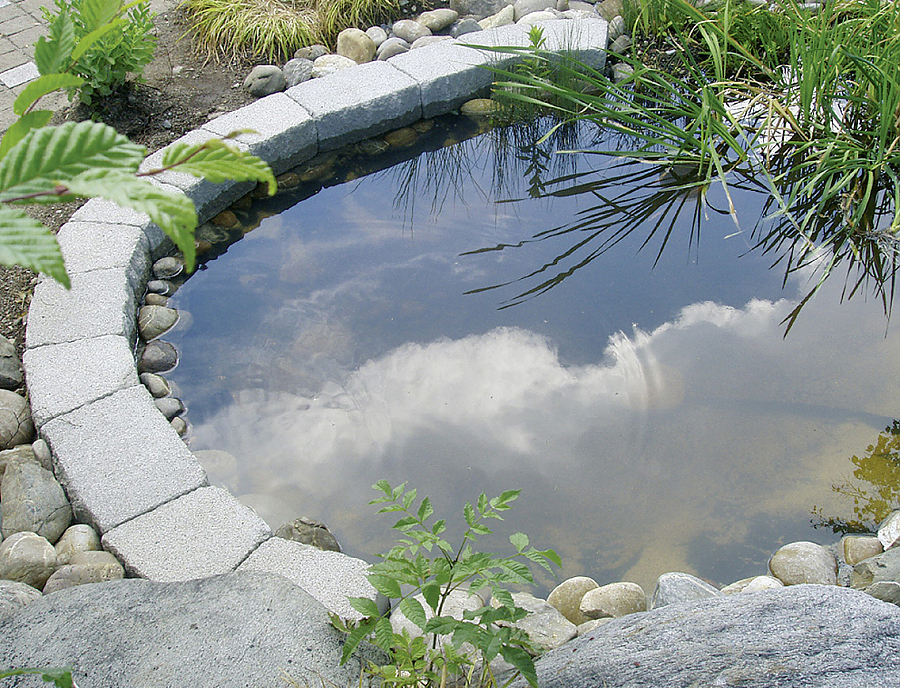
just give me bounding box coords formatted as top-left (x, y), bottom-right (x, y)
top-left (1, 0), bottom-right (260, 355)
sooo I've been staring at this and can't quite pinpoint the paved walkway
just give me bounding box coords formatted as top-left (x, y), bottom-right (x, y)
top-left (0, 0), bottom-right (70, 131)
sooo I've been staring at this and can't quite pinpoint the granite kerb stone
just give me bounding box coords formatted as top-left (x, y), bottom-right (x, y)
top-left (20, 16), bottom-right (610, 613)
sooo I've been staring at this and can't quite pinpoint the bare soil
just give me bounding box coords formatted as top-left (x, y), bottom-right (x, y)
top-left (2, 1), bottom-right (260, 356)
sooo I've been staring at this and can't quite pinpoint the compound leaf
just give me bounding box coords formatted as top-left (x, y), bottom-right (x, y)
top-left (0, 204), bottom-right (68, 286)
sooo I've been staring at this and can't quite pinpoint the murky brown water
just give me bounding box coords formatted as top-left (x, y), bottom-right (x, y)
top-left (166, 116), bottom-right (900, 594)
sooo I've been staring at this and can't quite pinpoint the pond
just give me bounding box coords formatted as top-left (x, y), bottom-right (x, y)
top-left (165, 114), bottom-right (900, 594)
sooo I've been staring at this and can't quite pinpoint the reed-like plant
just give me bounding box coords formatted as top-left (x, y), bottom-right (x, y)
top-left (487, 0), bottom-right (900, 332)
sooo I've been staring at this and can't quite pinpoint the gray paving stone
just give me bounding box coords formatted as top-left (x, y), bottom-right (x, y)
top-left (286, 60), bottom-right (421, 151)
top-left (238, 536), bottom-right (384, 621)
top-left (24, 335), bottom-right (139, 426)
top-left (56, 221), bottom-right (150, 288)
top-left (25, 268), bottom-right (140, 349)
top-left (139, 129), bottom-right (255, 224)
top-left (39, 386), bottom-right (207, 532)
top-left (536, 18), bottom-right (608, 71)
top-left (0, 59), bottom-right (36, 87)
top-left (102, 486), bottom-right (271, 581)
top-left (387, 30), bottom-right (527, 118)
top-left (68, 194), bottom-right (178, 260)
top-left (203, 92), bottom-right (318, 176)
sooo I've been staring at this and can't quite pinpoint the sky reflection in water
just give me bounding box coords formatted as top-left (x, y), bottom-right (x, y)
top-left (166, 118), bottom-right (900, 593)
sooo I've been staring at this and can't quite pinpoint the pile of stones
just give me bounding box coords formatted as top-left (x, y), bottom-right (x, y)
top-left (242, 0), bottom-right (631, 97)
top-left (0, 337), bottom-right (127, 615)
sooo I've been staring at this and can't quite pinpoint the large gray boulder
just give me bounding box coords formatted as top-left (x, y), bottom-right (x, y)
top-left (0, 570), bottom-right (379, 688)
top-left (510, 585), bottom-right (900, 688)
top-left (0, 459), bottom-right (73, 543)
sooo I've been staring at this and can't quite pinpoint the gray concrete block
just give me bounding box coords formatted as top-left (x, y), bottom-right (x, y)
top-left (24, 334), bottom-right (139, 426)
top-left (68, 197), bottom-right (151, 228)
top-left (537, 18), bottom-right (609, 71)
top-left (286, 60), bottom-right (421, 151)
top-left (388, 37), bottom-right (520, 118)
top-left (203, 92), bottom-right (318, 176)
top-left (102, 486), bottom-right (271, 581)
top-left (25, 268), bottom-right (140, 349)
top-left (40, 386), bottom-right (207, 532)
top-left (56, 221), bottom-right (150, 291)
top-left (238, 536), bottom-right (385, 621)
top-left (139, 130), bottom-right (255, 224)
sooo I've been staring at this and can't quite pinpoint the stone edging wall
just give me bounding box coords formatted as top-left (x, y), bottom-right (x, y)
top-left (21, 18), bottom-right (608, 620)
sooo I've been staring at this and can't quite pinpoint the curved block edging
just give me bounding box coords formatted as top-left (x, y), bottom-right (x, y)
top-left (22, 18), bottom-right (609, 619)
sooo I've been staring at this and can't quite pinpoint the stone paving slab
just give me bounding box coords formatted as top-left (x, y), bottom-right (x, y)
top-left (102, 486), bottom-right (271, 580)
top-left (286, 60), bottom-right (422, 152)
top-left (138, 129), bottom-right (256, 224)
top-left (238, 536), bottom-right (385, 621)
top-left (25, 267), bottom-right (141, 348)
top-left (39, 385), bottom-right (207, 532)
top-left (538, 17), bottom-right (609, 71)
top-left (56, 221), bottom-right (151, 289)
top-left (24, 334), bottom-right (139, 426)
top-left (203, 92), bottom-right (319, 177)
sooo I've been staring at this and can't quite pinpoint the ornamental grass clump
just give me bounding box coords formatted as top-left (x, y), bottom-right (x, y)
top-left (182, 0), bottom-right (404, 62)
top-left (488, 0), bottom-right (900, 332)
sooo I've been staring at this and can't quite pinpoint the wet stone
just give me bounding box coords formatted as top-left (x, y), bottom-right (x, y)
top-left (275, 516), bottom-right (341, 552)
top-left (138, 340), bottom-right (178, 374)
top-left (0, 334), bottom-right (23, 390)
top-left (152, 256), bottom-right (184, 279)
top-left (0, 531), bottom-right (57, 589)
top-left (276, 172), bottom-right (301, 189)
top-left (140, 372), bottom-right (171, 398)
top-left (358, 138), bottom-right (390, 156)
top-left (146, 279), bottom-right (177, 297)
top-left (211, 210), bottom-right (239, 228)
top-left (0, 460), bottom-right (72, 543)
top-left (0, 390), bottom-right (34, 450)
top-left (143, 293), bottom-right (169, 307)
top-left (171, 416), bottom-right (188, 437)
top-left (138, 305), bottom-right (179, 341)
top-left (55, 524), bottom-right (102, 566)
top-left (769, 541), bottom-right (837, 586)
top-left (154, 396), bottom-right (185, 420)
top-left (195, 223), bottom-right (232, 244)
top-left (384, 127), bottom-right (419, 148)
top-left (461, 98), bottom-right (500, 117)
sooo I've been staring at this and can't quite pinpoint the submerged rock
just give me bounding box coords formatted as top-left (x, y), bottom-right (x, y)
top-left (275, 516), bottom-right (341, 552)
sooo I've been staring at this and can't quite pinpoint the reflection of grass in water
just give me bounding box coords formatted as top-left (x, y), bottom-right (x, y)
top-left (384, 117), bottom-right (598, 232)
top-left (813, 419), bottom-right (900, 534)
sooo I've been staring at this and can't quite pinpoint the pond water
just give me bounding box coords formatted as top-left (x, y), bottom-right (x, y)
top-left (166, 115), bottom-right (900, 594)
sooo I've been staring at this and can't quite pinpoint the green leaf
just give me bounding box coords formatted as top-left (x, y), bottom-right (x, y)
top-left (399, 596), bottom-right (427, 630)
top-left (431, 518), bottom-right (446, 535)
top-left (374, 616), bottom-right (394, 650)
top-left (157, 138), bottom-right (276, 192)
top-left (492, 489), bottom-right (520, 509)
top-left (14, 74), bottom-right (83, 115)
top-left (468, 522), bottom-right (492, 536)
top-left (424, 615), bottom-right (461, 636)
top-left (0, 121), bottom-right (144, 201)
top-left (62, 171), bottom-right (197, 271)
top-left (500, 645), bottom-right (538, 688)
top-left (421, 581), bottom-right (441, 611)
top-left (0, 667), bottom-right (73, 688)
top-left (463, 501), bottom-right (477, 527)
top-left (34, 11), bottom-right (75, 75)
top-left (477, 493), bottom-right (489, 514)
top-left (492, 587), bottom-right (514, 608)
top-left (341, 617), bottom-right (378, 663)
top-left (510, 532), bottom-right (529, 552)
top-left (0, 111), bottom-right (53, 162)
top-left (391, 482), bottom-right (405, 500)
top-left (417, 496), bottom-right (433, 522)
top-left (372, 479), bottom-right (392, 496)
top-left (0, 204), bottom-right (69, 286)
top-left (367, 573), bottom-right (401, 599)
top-left (401, 488), bottom-right (417, 511)
top-left (347, 595), bottom-right (380, 618)
top-left (80, 0), bottom-right (124, 32)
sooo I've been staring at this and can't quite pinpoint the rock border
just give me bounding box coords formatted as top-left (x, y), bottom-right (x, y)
top-left (20, 18), bottom-right (609, 620)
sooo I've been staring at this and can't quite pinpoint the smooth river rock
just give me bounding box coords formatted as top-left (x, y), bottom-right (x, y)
top-left (0, 531), bottom-right (57, 589)
top-left (243, 65), bottom-right (286, 97)
top-left (377, 37), bottom-right (411, 60)
top-left (769, 541), bottom-right (837, 585)
top-left (0, 389), bottom-right (33, 449)
top-left (54, 524), bottom-right (101, 566)
top-left (42, 551), bottom-right (125, 594)
top-left (0, 579), bottom-right (42, 619)
top-left (139, 372), bottom-right (170, 398)
top-left (650, 571), bottom-right (721, 609)
top-left (547, 575), bottom-right (599, 625)
top-left (0, 333), bottom-right (23, 389)
top-left (392, 18), bottom-right (432, 43)
top-left (0, 570), bottom-right (381, 688)
top-left (138, 305), bottom-right (179, 340)
top-left (138, 340), bottom-right (178, 374)
top-left (505, 591), bottom-right (576, 652)
top-left (842, 535), bottom-right (884, 566)
top-left (311, 54), bottom-right (357, 78)
top-left (509, 586), bottom-right (900, 688)
top-left (721, 575), bottom-right (784, 595)
top-left (851, 546), bottom-right (900, 589)
top-left (0, 459), bottom-right (72, 543)
top-left (336, 27), bottom-right (376, 63)
top-left (275, 516), bottom-right (341, 552)
top-left (580, 581), bottom-right (647, 618)
top-left (151, 256), bottom-right (184, 279)
top-left (878, 510), bottom-right (900, 550)
top-left (418, 8), bottom-right (459, 31)
top-left (283, 57), bottom-right (314, 87)
top-left (0, 444), bottom-right (37, 479)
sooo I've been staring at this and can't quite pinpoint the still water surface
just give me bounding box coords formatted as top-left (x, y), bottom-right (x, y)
top-left (166, 117), bottom-right (900, 593)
